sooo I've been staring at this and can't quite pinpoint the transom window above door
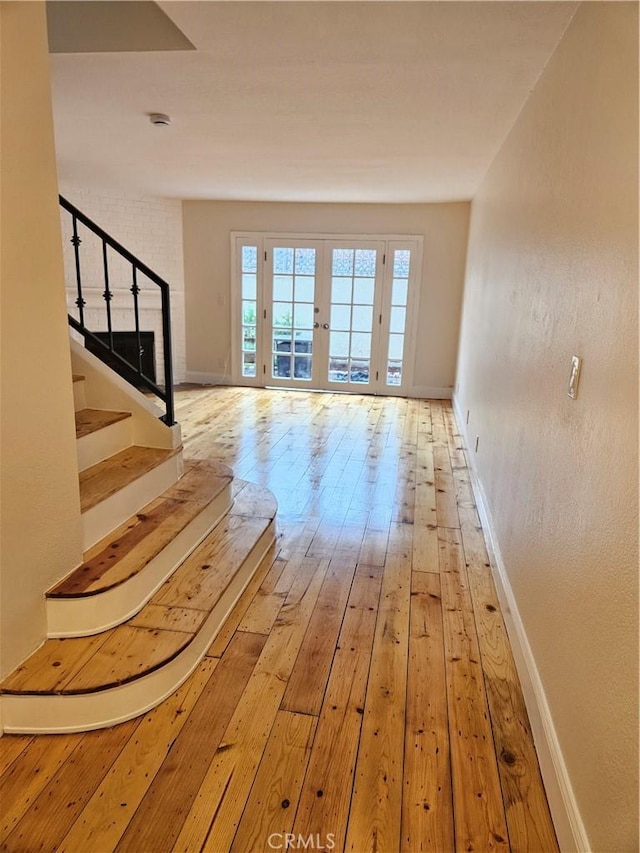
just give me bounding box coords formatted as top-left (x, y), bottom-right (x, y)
top-left (231, 233), bottom-right (422, 396)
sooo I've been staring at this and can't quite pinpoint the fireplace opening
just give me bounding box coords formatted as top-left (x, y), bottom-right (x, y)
top-left (86, 331), bottom-right (156, 387)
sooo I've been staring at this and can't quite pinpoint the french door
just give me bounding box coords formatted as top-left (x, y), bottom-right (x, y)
top-left (265, 239), bottom-right (324, 389)
top-left (233, 234), bottom-right (421, 395)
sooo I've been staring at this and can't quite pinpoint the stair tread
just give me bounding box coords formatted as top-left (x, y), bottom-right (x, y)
top-left (79, 446), bottom-right (179, 513)
top-left (49, 461), bottom-right (233, 598)
top-left (75, 408), bottom-right (131, 439)
top-left (1, 490), bottom-right (276, 696)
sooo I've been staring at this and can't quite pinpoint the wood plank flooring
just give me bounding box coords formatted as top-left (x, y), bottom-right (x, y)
top-left (0, 388), bottom-right (558, 853)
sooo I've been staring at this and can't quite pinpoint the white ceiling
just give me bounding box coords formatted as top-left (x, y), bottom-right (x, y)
top-left (50, 1), bottom-right (577, 203)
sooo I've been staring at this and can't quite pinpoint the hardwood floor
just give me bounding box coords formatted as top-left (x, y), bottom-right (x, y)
top-left (0, 387), bottom-right (558, 853)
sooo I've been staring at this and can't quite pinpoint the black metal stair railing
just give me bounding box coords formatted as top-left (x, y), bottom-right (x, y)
top-left (60, 195), bottom-right (175, 426)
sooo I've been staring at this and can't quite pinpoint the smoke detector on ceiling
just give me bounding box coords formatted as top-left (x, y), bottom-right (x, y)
top-left (149, 113), bottom-right (171, 127)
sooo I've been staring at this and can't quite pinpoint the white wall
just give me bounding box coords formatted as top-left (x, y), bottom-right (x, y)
top-left (59, 185), bottom-right (187, 383)
top-left (0, 2), bottom-right (84, 679)
top-left (454, 4), bottom-right (638, 851)
top-left (182, 201), bottom-right (470, 396)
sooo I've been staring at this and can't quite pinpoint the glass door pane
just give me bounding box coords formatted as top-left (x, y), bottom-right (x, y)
top-left (240, 245), bottom-right (259, 378)
top-left (385, 248), bottom-right (410, 386)
top-left (265, 241), bottom-right (321, 387)
top-left (323, 243), bottom-right (384, 390)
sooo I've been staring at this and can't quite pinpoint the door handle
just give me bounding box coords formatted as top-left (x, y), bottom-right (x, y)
top-left (322, 323), bottom-right (329, 330)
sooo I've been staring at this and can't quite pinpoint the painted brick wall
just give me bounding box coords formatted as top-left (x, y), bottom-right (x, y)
top-left (59, 184), bottom-right (186, 383)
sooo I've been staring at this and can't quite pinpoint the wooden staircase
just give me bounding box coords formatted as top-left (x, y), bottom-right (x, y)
top-left (0, 370), bottom-right (277, 734)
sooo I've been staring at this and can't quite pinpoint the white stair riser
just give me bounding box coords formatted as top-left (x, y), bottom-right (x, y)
top-left (1, 524), bottom-right (276, 734)
top-left (81, 454), bottom-right (183, 551)
top-left (76, 417), bottom-right (133, 472)
top-left (48, 485), bottom-right (232, 637)
top-left (73, 378), bottom-right (86, 412)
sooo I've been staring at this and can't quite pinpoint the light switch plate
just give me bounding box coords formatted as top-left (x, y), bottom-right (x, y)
top-left (567, 356), bottom-right (582, 399)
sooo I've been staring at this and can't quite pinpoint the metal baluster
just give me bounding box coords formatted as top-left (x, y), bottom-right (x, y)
top-left (70, 215), bottom-right (85, 326)
top-left (102, 240), bottom-right (114, 352)
top-left (130, 266), bottom-right (143, 375)
top-left (160, 286), bottom-right (175, 425)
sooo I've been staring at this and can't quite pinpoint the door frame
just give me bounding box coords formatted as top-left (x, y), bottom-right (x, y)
top-left (230, 231), bottom-right (423, 395)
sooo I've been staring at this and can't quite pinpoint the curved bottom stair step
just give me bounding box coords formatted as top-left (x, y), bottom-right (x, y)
top-left (0, 487), bottom-right (277, 734)
top-left (46, 461), bottom-right (235, 637)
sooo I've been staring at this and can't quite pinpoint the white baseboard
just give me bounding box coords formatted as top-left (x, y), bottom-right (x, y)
top-left (183, 371), bottom-right (229, 386)
top-left (181, 376), bottom-right (451, 398)
top-left (408, 385), bottom-right (453, 399)
top-left (452, 394), bottom-right (590, 853)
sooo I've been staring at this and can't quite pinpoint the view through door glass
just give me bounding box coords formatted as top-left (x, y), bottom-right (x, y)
top-left (327, 246), bottom-right (379, 387)
top-left (241, 245), bottom-right (258, 379)
top-left (270, 246), bottom-right (317, 383)
top-left (385, 248), bottom-right (411, 387)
